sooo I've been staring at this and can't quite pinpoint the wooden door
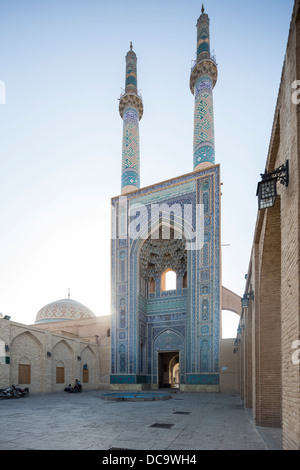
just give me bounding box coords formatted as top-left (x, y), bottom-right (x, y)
top-left (56, 367), bottom-right (65, 384)
top-left (19, 364), bottom-right (31, 384)
top-left (83, 368), bottom-right (89, 383)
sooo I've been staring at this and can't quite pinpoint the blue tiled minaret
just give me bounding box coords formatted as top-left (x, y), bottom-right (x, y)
top-left (190, 5), bottom-right (218, 171)
top-left (119, 43), bottom-right (143, 195)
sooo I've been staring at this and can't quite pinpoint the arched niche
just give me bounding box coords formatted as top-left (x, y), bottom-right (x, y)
top-left (10, 331), bottom-right (43, 392)
top-left (81, 346), bottom-right (96, 388)
top-left (52, 340), bottom-right (74, 389)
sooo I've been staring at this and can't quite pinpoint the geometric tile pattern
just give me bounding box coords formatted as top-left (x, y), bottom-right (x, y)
top-left (121, 107), bottom-right (140, 189)
top-left (193, 76), bottom-right (215, 168)
top-left (196, 9), bottom-right (210, 60)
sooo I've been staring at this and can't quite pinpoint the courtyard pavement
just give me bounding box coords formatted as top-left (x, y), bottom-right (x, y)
top-left (0, 389), bottom-right (282, 452)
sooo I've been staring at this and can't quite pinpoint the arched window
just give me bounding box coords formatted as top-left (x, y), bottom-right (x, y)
top-left (161, 269), bottom-right (177, 291)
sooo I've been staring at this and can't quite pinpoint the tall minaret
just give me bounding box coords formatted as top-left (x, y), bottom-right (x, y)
top-left (119, 42), bottom-right (143, 195)
top-left (190, 5), bottom-right (218, 171)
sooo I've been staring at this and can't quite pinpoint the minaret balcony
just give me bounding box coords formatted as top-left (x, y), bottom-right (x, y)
top-left (120, 87), bottom-right (143, 102)
top-left (191, 50), bottom-right (217, 70)
top-left (190, 55), bottom-right (218, 93)
top-left (119, 89), bottom-right (143, 120)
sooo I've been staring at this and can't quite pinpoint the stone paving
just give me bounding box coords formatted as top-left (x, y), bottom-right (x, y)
top-left (0, 390), bottom-right (282, 451)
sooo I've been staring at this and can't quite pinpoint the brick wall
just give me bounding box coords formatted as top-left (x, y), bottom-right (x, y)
top-left (237, 0), bottom-right (300, 449)
top-left (220, 338), bottom-right (238, 394)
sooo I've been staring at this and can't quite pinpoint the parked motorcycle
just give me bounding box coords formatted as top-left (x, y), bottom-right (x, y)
top-left (0, 385), bottom-right (19, 398)
top-left (0, 384), bottom-right (29, 399)
top-left (14, 385), bottom-right (29, 397)
top-left (0, 387), bottom-right (13, 399)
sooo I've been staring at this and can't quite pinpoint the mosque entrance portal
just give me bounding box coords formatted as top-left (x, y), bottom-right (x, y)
top-left (158, 352), bottom-right (180, 389)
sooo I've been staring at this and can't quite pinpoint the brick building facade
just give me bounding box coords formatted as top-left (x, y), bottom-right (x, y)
top-left (236, 0), bottom-right (300, 450)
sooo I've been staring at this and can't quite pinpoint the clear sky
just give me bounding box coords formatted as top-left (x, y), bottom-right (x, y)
top-left (0, 0), bottom-right (294, 334)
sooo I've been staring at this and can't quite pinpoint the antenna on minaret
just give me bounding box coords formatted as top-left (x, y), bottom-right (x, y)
top-left (201, 4), bottom-right (205, 14)
top-left (68, 288), bottom-right (70, 299)
top-left (130, 41), bottom-right (133, 51)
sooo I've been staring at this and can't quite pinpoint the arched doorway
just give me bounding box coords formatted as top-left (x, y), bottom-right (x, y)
top-left (158, 351), bottom-right (180, 388)
top-left (154, 329), bottom-right (185, 389)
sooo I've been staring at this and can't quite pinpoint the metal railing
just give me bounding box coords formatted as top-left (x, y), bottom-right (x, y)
top-left (119, 88), bottom-right (143, 102)
top-left (191, 50), bottom-right (217, 71)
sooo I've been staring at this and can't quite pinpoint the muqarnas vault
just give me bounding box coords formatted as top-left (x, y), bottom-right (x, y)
top-left (110, 7), bottom-right (221, 391)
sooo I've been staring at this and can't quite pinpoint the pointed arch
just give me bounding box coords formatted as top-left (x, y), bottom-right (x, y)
top-left (52, 338), bottom-right (73, 354)
top-left (124, 207), bottom-right (193, 377)
top-left (80, 345), bottom-right (97, 386)
top-left (11, 330), bottom-right (43, 349)
top-left (153, 329), bottom-right (185, 352)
